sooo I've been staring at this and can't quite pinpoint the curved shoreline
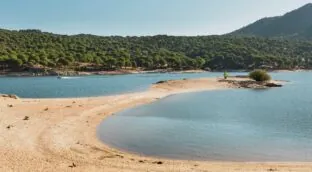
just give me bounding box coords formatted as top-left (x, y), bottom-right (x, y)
top-left (1, 77), bottom-right (311, 172)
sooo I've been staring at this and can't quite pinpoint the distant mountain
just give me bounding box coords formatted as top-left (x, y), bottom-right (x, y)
top-left (230, 3), bottom-right (312, 39)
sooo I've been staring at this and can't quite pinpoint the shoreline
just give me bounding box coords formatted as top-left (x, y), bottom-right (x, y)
top-left (1, 77), bottom-right (311, 172)
top-left (0, 69), bottom-right (207, 77)
top-left (1, 69), bottom-right (311, 77)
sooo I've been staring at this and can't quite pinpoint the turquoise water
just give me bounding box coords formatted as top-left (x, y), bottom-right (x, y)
top-left (98, 72), bottom-right (312, 161)
top-left (0, 72), bottom-right (228, 98)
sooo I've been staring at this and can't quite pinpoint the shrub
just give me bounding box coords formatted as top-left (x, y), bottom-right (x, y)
top-left (249, 70), bottom-right (271, 81)
top-left (223, 71), bottom-right (229, 79)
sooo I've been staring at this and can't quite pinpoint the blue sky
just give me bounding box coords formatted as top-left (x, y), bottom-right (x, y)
top-left (1, 0), bottom-right (311, 36)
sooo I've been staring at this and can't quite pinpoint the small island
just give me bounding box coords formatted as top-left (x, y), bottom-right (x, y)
top-left (154, 70), bottom-right (283, 90)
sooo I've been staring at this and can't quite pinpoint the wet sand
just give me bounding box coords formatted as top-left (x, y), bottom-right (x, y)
top-left (1, 77), bottom-right (311, 172)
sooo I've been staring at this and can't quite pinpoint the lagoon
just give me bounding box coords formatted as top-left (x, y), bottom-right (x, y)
top-left (97, 72), bottom-right (312, 161)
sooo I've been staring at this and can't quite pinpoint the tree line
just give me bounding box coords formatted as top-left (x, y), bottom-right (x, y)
top-left (1, 29), bottom-right (312, 72)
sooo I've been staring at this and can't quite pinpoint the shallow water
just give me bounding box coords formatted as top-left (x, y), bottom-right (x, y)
top-left (0, 72), bottom-right (229, 98)
top-left (97, 72), bottom-right (312, 161)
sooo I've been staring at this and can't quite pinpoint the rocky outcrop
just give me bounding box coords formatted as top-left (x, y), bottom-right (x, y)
top-left (0, 94), bottom-right (19, 99)
top-left (155, 80), bottom-right (168, 84)
top-left (265, 83), bottom-right (283, 87)
top-left (219, 79), bottom-right (283, 89)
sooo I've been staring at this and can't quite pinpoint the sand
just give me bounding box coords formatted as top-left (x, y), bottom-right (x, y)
top-left (1, 77), bottom-right (311, 172)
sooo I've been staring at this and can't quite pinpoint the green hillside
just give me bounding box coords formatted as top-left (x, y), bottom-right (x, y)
top-left (1, 29), bottom-right (312, 73)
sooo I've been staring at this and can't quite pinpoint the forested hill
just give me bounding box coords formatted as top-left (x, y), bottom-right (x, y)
top-left (231, 3), bottom-right (312, 39)
top-left (1, 28), bottom-right (312, 73)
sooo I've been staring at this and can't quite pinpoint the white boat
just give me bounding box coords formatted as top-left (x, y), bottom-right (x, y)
top-left (57, 76), bottom-right (80, 79)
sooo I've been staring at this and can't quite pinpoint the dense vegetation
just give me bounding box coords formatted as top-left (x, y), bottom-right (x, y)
top-left (1, 28), bottom-right (312, 73)
top-left (231, 3), bottom-right (312, 39)
top-left (249, 70), bottom-right (271, 82)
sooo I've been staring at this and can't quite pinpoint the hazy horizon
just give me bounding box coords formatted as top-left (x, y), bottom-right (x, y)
top-left (1, 0), bottom-right (312, 36)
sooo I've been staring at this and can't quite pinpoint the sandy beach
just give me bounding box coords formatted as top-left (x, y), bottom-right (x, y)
top-left (1, 77), bottom-right (311, 172)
